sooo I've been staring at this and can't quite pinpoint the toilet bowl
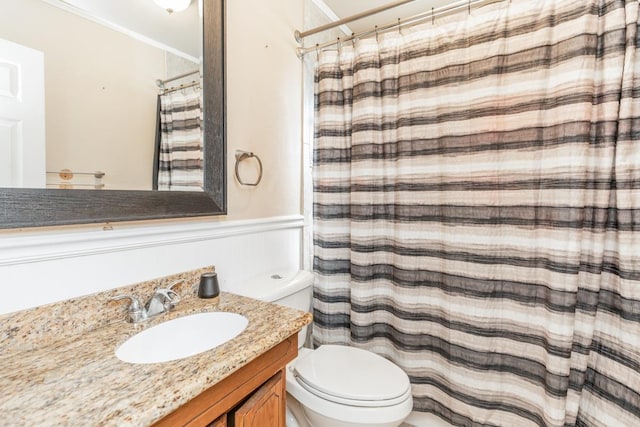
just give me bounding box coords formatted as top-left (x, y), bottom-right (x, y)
top-left (233, 270), bottom-right (413, 427)
top-left (286, 346), bottom-right (413, 427)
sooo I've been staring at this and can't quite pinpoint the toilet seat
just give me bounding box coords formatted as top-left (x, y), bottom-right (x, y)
top-left (292, 345), bottom-right (411, 408)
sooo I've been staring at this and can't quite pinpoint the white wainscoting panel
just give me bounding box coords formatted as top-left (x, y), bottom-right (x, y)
top-left (0, 215), bottom-right (304, 315)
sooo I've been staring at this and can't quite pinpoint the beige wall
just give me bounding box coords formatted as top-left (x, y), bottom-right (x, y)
top-left (225, 0), bottom-right (303, 220)
top-left (0, 0), bottom-right (167, 190)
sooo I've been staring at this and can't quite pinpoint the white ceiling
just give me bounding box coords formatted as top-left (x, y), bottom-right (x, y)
top-left (43, 0), bottom-right (201, 60)
top-left (320, 0), bottom-right (458, 35)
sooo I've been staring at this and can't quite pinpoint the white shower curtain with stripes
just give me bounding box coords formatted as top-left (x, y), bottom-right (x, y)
top-left (312, 0), bottom-right (640, 425)
top-left (157, 84), bottom-right (203, 191)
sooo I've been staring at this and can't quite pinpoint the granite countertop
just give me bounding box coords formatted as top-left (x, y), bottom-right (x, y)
top-left (0, 292), bottom-right (312, 426)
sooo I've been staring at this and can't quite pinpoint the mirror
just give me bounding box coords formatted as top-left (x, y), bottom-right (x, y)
top-left (0, 0), bottom-right (226, 228)
top-left (1, 0), bottom-right (202, 191)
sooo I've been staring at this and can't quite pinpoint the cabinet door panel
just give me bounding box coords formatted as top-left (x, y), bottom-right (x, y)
top-left (234, 371), bottom-right (284, 427)
top-left (208, 415), bottom-right (227, 427)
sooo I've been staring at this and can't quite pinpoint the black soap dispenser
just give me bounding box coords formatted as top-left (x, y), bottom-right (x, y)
top-left (198, 272), bottom-right (220, 298)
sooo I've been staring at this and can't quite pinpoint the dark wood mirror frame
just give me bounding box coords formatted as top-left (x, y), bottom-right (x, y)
top-left (0, 0), bottom-right (226, 229)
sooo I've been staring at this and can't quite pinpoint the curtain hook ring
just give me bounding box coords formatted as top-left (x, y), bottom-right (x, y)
top-left (375, 25), bottom-right (379, 42)
top-left (337, 37), bottom-right (342, 55)
top-left (468, 0), bottom-right (471, 15)
top-left (432, 7), bottom-right (435, 25)
top-left (397, 18), bottom-right (402, 35)
top-left (351, 33), bottom-right (357, 48)
top-left (315, 43), bottom-right (320, 61)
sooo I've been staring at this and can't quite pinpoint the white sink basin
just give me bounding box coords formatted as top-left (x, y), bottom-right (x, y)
top-left (115, 312), bottom-right (248, 364)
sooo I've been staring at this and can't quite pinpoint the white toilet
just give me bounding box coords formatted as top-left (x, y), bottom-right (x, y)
top-left (234, 270), bottom-right (413, 427)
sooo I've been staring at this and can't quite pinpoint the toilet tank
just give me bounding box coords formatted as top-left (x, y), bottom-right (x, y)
top-left (231, 270), bottom-right (314, 348)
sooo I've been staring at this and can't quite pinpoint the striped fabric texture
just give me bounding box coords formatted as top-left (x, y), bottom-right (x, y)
top-left (157, 84), bottom-right (203, 191)
top-left (312, 0), bottom-right (640, 425)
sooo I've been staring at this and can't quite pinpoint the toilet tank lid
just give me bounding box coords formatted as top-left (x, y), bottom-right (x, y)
top-left (232, 270), bottom-right (314, 302)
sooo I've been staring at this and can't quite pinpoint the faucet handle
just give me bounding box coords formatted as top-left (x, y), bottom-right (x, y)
top-left (163, 280), bottom-right (183, 304)
top-left (148, 281), bottom-right (182, 315)
top-left (110, 295), bottom-right (147, 323)
top-left (153, 288), bottom-right (181, 310)
top-left (167, 280), bottom-right (183, 293)
top-left (166, 289), bottom-right (181, 304)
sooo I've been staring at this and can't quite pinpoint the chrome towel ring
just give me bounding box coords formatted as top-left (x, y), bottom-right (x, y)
top-left (234, 150), bottom-right (263, 186)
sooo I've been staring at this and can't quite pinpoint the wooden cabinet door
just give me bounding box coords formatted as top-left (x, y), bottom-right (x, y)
top-left (208, 415), bottom-right (226, 427)
top-left (233, 371), bottom-right (285, 427)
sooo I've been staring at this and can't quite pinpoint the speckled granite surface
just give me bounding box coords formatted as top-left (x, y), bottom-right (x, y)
top-left (0, 266), bottom-right (214, 353)
top-left (0, 268), bottom-right (312, 426)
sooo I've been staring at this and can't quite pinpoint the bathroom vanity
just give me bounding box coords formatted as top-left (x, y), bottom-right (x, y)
top-left (0, 267), bottom-right (311, 426)
top-left (155, 336), bottom-right (294, 426)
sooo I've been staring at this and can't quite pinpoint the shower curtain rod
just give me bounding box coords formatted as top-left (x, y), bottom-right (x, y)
top-left (296, 0), bottom-right (506, 58)
top-left (156, 69), bottom-right (199, 88)
top-left (294, 0), bottom-right (418, 42)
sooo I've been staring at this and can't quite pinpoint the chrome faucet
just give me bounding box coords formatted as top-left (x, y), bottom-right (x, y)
top-left (111, 281), bottom-right (182, 323)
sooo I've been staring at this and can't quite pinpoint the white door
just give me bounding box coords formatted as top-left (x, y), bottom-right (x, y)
top-left (0, 38), bottom-right (45, 188)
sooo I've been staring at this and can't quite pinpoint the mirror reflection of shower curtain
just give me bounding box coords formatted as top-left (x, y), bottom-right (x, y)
top-left (153, 84), bottom-right (203, 191)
